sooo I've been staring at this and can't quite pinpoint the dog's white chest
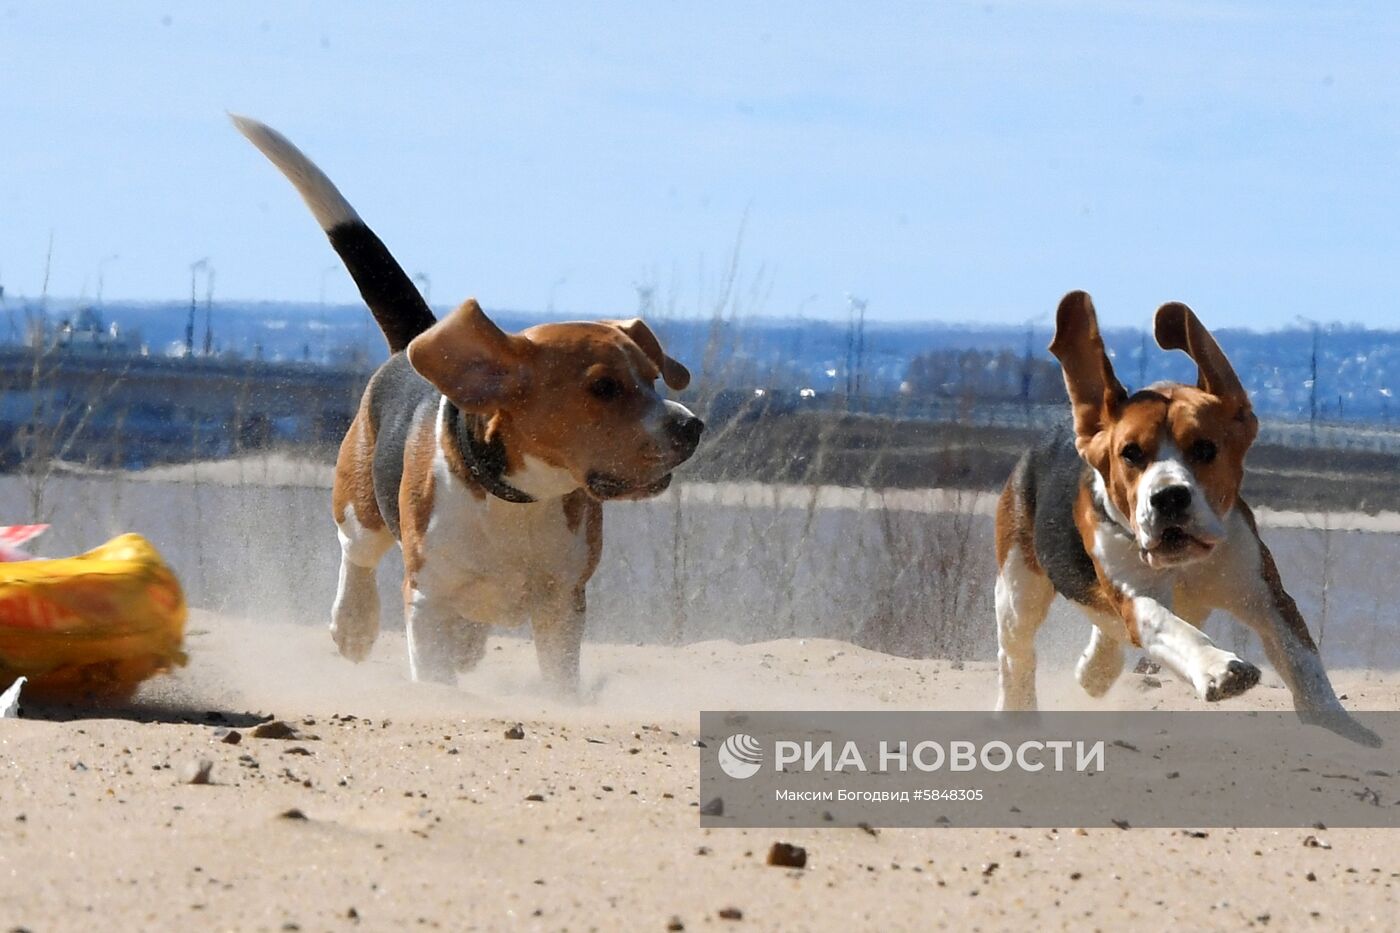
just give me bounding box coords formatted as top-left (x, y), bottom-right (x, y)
top-left (415, 459), bottom-right (590, 624)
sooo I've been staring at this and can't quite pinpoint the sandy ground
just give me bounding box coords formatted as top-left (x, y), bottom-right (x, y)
top-left (1, 616), bottom-right (1398, 932)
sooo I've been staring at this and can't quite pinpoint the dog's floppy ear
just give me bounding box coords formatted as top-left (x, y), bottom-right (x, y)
top-left (407, 299), bottom-right (529, 412)
top-left (1048, 291), bottom-right (1126, 461)
top-left (607, 318), bottom-right (691, 391)
top-left (1154, 301), bottom-right (1256, 430)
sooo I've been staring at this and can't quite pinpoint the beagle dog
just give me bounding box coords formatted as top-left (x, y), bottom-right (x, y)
top-left (232, 117), bottom-right (703, 693)
top-left (995, 291), bottom-right (1375, 742)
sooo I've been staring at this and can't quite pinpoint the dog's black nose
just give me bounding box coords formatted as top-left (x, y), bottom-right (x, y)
top-left (1150, 485), bottom-right (1192, 518)
top-left (667, 415), bottom-right (704, 454)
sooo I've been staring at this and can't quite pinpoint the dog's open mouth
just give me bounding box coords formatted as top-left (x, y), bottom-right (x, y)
top-left (1142, 526), bottom-right (1217, 566)
top-left (585, 471), bottom-right (673, 501)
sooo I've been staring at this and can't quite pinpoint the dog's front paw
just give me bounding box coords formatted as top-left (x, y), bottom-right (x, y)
top-left (1202, 657), bottom-right (1260, 702)
top-left (330, 620), bottom-right (377, 663)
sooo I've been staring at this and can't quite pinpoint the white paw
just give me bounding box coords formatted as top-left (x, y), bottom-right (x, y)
top-left (330, 619), bottom-right (376, 663)
top-left (1198, 655), bottom-right (1261, 702)
top-left (1075, 645), bottom-right (1124, 698)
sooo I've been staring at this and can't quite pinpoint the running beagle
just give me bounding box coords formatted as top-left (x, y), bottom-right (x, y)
top-left (995, 291), bottom-right (1375, 742)
top-left (232, 117), bottom-right (703, 693)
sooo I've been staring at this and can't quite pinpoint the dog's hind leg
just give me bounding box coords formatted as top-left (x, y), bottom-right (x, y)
top-left (331, 511), bottom-right (392, 662)
top-left (995, 545), bottom-right (1054, 711)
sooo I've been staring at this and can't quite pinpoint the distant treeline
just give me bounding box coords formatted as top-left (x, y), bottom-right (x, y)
top-left (6, 297), bottom-right (1400, 421)
top-left (902, 348), bottom-right (1065, 402)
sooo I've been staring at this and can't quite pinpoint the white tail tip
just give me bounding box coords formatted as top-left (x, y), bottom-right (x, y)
top-left (230, 113), bottom-right (361, 231)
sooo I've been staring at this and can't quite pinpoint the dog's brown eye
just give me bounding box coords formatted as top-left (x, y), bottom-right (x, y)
top-left (589, 377), bottom-right (623, 402)
top-left (1120, 443), bottom-right (1146, 467)
top-left (1189, 439), bottom-right (1217, 464)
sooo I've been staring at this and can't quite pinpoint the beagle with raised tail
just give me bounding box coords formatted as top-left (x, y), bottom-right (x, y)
top-left (232, 116), bottom-right (703, 693)
top-left (996, 291), bottom-right (1376, 743)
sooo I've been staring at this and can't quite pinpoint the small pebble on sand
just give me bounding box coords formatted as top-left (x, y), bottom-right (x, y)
top-left (766, 842), bottom-right (807, 869)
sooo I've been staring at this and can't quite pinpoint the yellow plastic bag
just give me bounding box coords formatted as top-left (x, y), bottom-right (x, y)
top-left (0, 534), bottom-right (187, 700)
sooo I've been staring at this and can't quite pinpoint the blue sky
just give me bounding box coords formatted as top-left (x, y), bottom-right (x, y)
top-left (2, 2), bottom-right (1398, 327)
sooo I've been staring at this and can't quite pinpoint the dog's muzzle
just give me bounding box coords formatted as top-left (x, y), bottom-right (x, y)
top-left (586, 415), bottom-right (704, 501)
top-left (1140, 486), bottom-right (1222, 568)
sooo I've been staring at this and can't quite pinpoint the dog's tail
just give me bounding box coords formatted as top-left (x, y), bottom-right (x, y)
top-left (230, 114), bottom-right (436, 354)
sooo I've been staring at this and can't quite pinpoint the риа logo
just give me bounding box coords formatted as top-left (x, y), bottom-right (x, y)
top-left (718, 733), bottom-right (764, 779)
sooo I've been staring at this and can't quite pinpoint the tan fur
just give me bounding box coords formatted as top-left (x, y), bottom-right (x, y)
top-left (1072, 482), bottom-right (1125, 625)
top-left (1052, 293), bottom-right (1258, 562)
top-left (399, 404), bottom-right (440, 581)
top-left (332, 395), bottom-right (384, 529)
top-left (562, 490), bottom-right (604, 582)
top-left (603, 318), bottom-right (691, 390)
top-left (1047, 290), bottom-right (1126, 460)
top-left (407, 302), bottom-right (692, 497)
top-left (1049, 292), bottom-right (1255, 600)
top-left (486, 321), bottom-right (682, 492)
top-left (994, 481), bottom-right (1039, 573)
top-left (1085, 386), bottom-right (1250, 539)
top-left (998, 292), bottom-right (1266, 653)
top-left (562, 489), bottom-right (588, 534)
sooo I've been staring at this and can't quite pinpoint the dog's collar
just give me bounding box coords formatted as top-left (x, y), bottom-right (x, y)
top-left (447, 404), bottom-right (537, 504)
